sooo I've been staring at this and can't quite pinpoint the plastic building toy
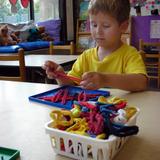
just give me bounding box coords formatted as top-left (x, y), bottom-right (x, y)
top-left (50, 110), bottom-right (74, 129)
top-left (66, 118), bottom-right (89, 136)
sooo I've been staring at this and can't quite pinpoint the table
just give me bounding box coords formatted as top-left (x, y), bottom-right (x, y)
top-left (0, 55), bottom-right (78, 82)
top-left (0, 55), bottom-right (78, 67)
top-left (0, 81), bottom-right (160, 160)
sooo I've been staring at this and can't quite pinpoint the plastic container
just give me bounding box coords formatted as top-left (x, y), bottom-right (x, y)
top-left (0, 147), bottom-right (20, 160)
top-left (45, 108), bottom-right (139, 160)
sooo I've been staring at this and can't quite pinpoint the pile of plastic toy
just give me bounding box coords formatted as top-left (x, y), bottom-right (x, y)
top-left (49, 96), bottom-right (139, 139)
top-left (40, 89), bottom-right (103, 105)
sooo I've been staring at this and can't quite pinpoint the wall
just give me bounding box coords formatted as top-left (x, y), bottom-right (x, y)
top-left (131, 15), bottom-right (160, 49)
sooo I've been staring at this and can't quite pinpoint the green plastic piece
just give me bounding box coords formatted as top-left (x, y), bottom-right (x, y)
top-left (0, 147), bottom-right (20, 160)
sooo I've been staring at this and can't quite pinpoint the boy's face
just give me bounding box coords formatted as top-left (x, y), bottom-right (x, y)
top-left (89, 12), bottom-right (128, 49)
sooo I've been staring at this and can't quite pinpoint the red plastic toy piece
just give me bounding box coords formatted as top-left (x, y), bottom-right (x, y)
top-left (78, 101), bottom-right (97, 110)
top-left (81, 111), bottom-right (104, 135)
top-left (115, 101), bottom-right (127, 110)
top-left (78, 91), bottom-right (100, 101)
top-left (40, 89), bottom-right (73, 104)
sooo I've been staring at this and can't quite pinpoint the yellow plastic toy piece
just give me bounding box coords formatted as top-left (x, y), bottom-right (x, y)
top-left (98, 96), bottom-right (109, 104)
top-left (66, 118), bottom-right (89, 136)
top-left (50, 110), bottom-right (73, 127)
top-left (96, 133), bottom-right (106, 139)
top-left (124, 107), bottom-right (137, 120)
top-left (108, 96), bottom-right (127, 104)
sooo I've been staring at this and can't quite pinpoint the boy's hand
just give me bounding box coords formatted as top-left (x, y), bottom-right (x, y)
top-left (80, 72), bottom-right (106, 90)
top-left (42, 60), bottom-right (64, 79)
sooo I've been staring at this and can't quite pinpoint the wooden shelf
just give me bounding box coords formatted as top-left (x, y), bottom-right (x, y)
top-left (78, 32), bottom-right (91, 35)
top-left (76, 19), bottom-right (95, 54)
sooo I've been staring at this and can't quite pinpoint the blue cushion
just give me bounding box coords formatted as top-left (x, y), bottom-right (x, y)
top-left (18, 41), bottom-right (50, 51)
top-left (53, 41), bottom-right (65, 45)
top-left (0, 41), bottom-right (67, 53)
top-left (0, 45), bottom-right (20, 53)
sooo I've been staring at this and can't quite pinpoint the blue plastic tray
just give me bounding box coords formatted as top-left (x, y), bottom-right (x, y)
top-left (29, 85), bottom-right (110, 110)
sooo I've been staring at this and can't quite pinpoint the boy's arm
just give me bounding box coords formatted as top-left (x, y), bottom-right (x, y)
top-left (80, 72), bottom-right (148, 92)
top-left (103, 73), bottom-right (148, 92)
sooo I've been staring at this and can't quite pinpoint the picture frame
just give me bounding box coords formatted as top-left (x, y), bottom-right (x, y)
top-left (79, 1), bottom-right (90, 20)
top-left (77, 35), bottom-right (96, 51)
top-left (79, 19), bottom-right (90, 32)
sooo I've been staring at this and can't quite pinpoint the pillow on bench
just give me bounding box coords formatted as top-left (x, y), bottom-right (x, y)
top-left (0, 19), bottom-right (72, 54)
top-left (37, 19), bottom-right (61, 43)
top-left (0, 20), bottom-right (36, 42)
top-left (0, 19), bottom-right (61, 43)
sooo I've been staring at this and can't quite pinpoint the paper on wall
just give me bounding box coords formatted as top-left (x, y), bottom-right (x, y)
top-left (150, 20), bottom-right (160, 39)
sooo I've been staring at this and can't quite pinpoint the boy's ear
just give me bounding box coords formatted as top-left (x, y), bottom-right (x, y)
top-left (120, 20), bottom-right (129, 33)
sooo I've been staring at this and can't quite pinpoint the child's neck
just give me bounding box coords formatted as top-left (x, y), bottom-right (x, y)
top-left (98, 41), bottom-right (123, 61)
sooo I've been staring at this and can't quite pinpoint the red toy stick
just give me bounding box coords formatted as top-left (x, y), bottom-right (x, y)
top-left (54, 71), bottom-right (81, 84)
top-left (78, 101), bottom-right (97, 110)
top-left (61, 89), bottom-right (69, 104)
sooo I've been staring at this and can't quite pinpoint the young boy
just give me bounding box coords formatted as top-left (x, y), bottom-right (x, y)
top-left (43, 0), bottom-right (147, 92)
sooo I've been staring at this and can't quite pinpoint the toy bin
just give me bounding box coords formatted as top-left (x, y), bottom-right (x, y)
top-left (45, 108), bottom-right (139, 160)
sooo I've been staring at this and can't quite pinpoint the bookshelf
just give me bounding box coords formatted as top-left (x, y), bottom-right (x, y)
top-left (121, 32), bottom-right (130, 45)
top-left (76, 19), bottom-right (95, 54)
top-left (121, 18), bottom-right (131, 45)
top-left (76, 0), bottom-right (94, 54)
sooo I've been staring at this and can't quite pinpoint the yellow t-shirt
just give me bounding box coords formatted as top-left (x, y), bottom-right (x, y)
top-left (68, 44), bottom-right (147, 78)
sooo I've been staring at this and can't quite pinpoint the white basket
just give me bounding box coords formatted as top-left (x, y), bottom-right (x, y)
top-left (45, 108), bottom-right (139, 160)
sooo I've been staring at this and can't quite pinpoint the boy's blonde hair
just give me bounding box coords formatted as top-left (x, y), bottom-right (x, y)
top-left (88, 0), bottom-right (130, 24)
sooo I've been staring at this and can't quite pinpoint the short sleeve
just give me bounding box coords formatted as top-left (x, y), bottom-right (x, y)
top-left (124, 51), bottom-right (147, 75)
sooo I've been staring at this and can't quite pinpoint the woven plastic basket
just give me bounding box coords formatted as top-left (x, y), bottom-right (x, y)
top-left (45, 108), bottom-right (139, 160)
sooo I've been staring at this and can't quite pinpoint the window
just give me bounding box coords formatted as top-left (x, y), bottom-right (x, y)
top-left (34, 0), bottom-right (59, 22)
top-left (0, 0), bottom-right (30, 23)
top-left (0, 0), bottom-right (60, 23)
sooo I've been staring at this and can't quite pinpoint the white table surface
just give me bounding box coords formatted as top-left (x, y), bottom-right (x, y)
top-left (0, 80), bottom-right (160, 160)
top-left (0, 54), bottom-right (78, 67)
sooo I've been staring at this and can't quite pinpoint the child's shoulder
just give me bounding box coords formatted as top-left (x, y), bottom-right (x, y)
top-left (120, 44), bottom-right (139, 55)
top-left (121, 43), bottom-right (137, 51)
top-left (84, 47), bottom-right (97, 53)
top-left (81, 47), bottom-right (97, 56)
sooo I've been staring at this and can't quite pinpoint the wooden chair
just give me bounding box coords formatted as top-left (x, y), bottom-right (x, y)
top-left (0, 48), bottom-right (26, 81)
top-left (139, 39), bottom-right (160, 88)
top-left (49, 41), bottom-right (75, 55)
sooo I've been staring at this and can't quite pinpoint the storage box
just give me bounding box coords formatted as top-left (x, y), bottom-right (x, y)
top-left (45, 108), bottom-right (139, 160)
